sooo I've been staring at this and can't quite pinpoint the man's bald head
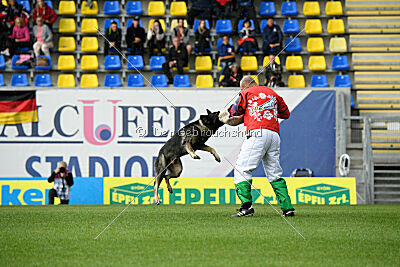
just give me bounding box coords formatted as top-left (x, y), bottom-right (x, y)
top-left (240, 76), bottom-right (257, 90)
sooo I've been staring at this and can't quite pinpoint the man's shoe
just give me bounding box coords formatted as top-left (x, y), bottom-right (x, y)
top-left (283, 210), bottom-right (295, 217)
top-left (231, 206), bottom-right (255, 217)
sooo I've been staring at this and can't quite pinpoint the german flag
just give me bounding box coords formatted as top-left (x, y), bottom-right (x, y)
top-left (0, 91), bottom-right (38, 124)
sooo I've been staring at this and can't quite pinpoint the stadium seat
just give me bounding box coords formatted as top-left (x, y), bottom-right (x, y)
top-left (309, 56), bottom-right (326, 71)
top-left (216, 20), bottom-right (233, 34)
top-left (281, 2), bottom-right (298, 16)
top-left (57, 74), bottom-right (75, 88)
top-left (81, 18), bottom-right (98, 34)
top-left (329, 37), bottom-right (347, 53)
top-left (196, 75), bottom-right (213, 87)
top-left (259, 2), bottom-right (276, 16)
top-left (11, 74), bottom-right (28, 87)
top-left (311, 75), bottom-right (328, 87)
top-left (195, 56), bottom-right (212, 71)
top-left (174, 75), bottom-right (191, 87)
top-left (81, 1), bottom-right (98, 15)
top-left (127, 74), bottom-right (145, 87)
top-left (170, 1), bottom-right (187, 16)
top-left (327, 19), bottom-right (345, 34)
top-left (0, 55), bottom-right (5, 69)
top-left (173, 62), bottom-right (190, 72)
top-left (171, 19), bottom-right (187, 30)
top-left (288, 75), bottom-right (305, 87)
top-left (0, 74), bottom-right (5, 86)
top-left (58, 1), bottom-right (76, 15)
top-left (127, 55), bottom-right (144, 70)
top-left (126, 1), bottom-right (142, 15)
top-left (148, 1), bottom-right (165, 16)
top-left (249, 75), bottom-right (260, 85)
top-left (241, 56), bottom-right (258, 71)
top-left (217, 37), bottom-right (233, 49)
top-left (260, 19), bottom-right (268, 33)
top-left (104, 19), bottom-right (120, 31)
top-left (81, 55), bottom-right (98, 71)
top-left (104, 55), bottom-right (121, 70)
top-left (81, 37), bottom-right (99, 52)
top-left (35, 56), bottom-right (52, 70)
top-left (193, 19), bottom-right (210, 33)
top-left (11, 55), bottom-right (29, 70)
top-left (103, 1), bottom-right (120, 15)
top-left (285, 37), bottom-right (301, 52)
top-left (149, 56), bottom-right (166, 71)
top-left (283, 19), bottom-right (299, 34)
top-left (334, 75), bottom-right (351, 87)
top-left (58, 18), bottom-right (76, 33)
top-left (238, 19), bottom-right (255, 33)
top-left (16, 0), bottom-right (30, 12)
top-left (45, 0), bottom-right (53, 9)
top-left (81, 74), bottom-right (99, 88)
top-left (303, 1), bottom-right (320, 16)
top-left (326, 1), bottom-right (343, 16)
top-left (148, 19), bottom-right (166, 31)
top-left (34, 74), bottom-right (52, 87)
top-left (263, 56), bottom-right (280, 68)
top-left (151, 74), bottom-right (168, 87)
top-left (285, 56), bottom-right (304, 71)
top-left (305, 19), bottom-right (322, 34)
top-left (58, 36), bottom-right (76, 52)
top-left (104, 74), bottom-right (122, 87)
top-left (332, 55), bottom-right (350, 71)
top-left (307, 37), bottom-right (324, 53)
top-left (126, 18), bottom-right (143, 29)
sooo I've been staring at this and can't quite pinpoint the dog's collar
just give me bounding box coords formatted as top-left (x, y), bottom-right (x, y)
top-left (199, 119), bottom-right (210, 131)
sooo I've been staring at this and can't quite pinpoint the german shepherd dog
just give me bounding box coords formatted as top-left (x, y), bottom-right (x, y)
top-left (153, 109), bottom-right (224, 205)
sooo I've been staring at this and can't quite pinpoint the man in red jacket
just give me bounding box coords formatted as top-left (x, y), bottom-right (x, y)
top-left (221, 76), bottom-right (294, 217)
top-left (33, 0), bottom-right (57, 29)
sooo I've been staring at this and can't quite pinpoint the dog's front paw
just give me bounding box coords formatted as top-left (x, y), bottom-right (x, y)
top-left (192, 154), bottom-right (201, 160)
top-left (214, 154), bottom-right (221, 162)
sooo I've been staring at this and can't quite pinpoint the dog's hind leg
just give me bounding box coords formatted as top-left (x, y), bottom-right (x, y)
top-left (198, 145), bottom-right (221, 162)
top-left (165, 158), bottom-right (183, 194)
top-left (154, 154), bottom-right (167, 205)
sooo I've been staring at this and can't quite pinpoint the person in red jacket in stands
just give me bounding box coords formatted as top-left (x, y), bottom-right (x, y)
top-left (33, 0), bottom-right (57, 29)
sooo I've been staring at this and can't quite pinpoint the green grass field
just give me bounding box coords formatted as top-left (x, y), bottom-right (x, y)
top-left (1, 205), bottom-right (399, 266)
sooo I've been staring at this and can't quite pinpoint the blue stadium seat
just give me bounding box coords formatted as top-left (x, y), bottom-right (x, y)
top-left (126, 18), bottom-right (143, 29)
top-left (34, 74), bottom-right (52, 87)
top-left (284, 37), bottom-right (301, 52)
top-left (0, 55), bottom-right (5, 70)
top-left (45, 0), bottom-right (53, 8)
top-left (12, 55), bottom-right (29, 70)
top-left (216, 20), bottom-right (233, 34)
top-left (311, 75), bottom-right (328, 87)
top-left (150, 56), bottom-right (166, 71)
top-left (104, 74), bottom-right (122, 87)
top-left (35, 55), bottom-right (52, 70)
top-left (104, 19), bottom-right (120, 31)
top-left (127, 55), bottom-right (144, 70)
top-left (281, 2), bottom-right (298, 16)
top-left (17, 0), bottom-right (30, 12)
top-left (283, 19), bottom-right (299, 34)
top-left (0, 74), bottom-right (5, 86)
top-left (173, 75), bottom-right (190, 87)
top-left (260, 2), bottom-right (276, 16)
top-left (127, 74), bottom-right (144, 87)
top-left (193, 19), bottom-right (210, 33)
top-left (238, 19), bottom-right (255, 33)
top-left (334, 75), bottom-right (351, 87)
top-left (260, 19), bottom-right (268, 33)
top-left (332, 55), bottom-right (350, 71)
top-left (103, 1), bottom-right (120, 15)
top-left (126, 1), bottom-right (142, 15)
top-left (11, 74), bottom-right (29, 87)
top-left (104, 55), bottom-right (121, 70)
top-left (151, 74), bottom-right (168, 87)
top-left (217, 37), bottom-right (233, 50)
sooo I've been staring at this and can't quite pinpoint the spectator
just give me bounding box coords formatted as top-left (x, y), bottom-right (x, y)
top-left (126, 16), bottom-right (146, 55)
top-left (0, 5), bottom-right (9, 54)
top-left (147, 19), bottom-right (165, 56)
top-left (195, 20), bottom-right (211, 55)
top-left (2, 0), bottom-right (29, 27)
top-left (235, 0), bottom-right (259, 32)
top-left (104, 21), bottom-right (121, 55)
top-left (219, 63), bottom-right (243, 87)
top-left (218, 35), bottom-right (235, 74)
top-left (33, 16), bottom-right (53, 57)
top-left (262, 18), bottom-right (283, 56)
top-left (172, 19), bottom-right (192, 56)
top-left (264, 55), bottom-right (284, 88)
top-left (238, 19), bottom-right (257, 55)
top-left (215, 0), bottom-right (232, 19)
top-left (48, 161), bottom-right (74, 205)
top-left (2, 17), bottom-right (30, 57)
top-left (187, 0), bottom-right (214, 28)
top-left (162, 36), bottom-right (189, 84)
top-left (33, 0), bottom-right (58, 30)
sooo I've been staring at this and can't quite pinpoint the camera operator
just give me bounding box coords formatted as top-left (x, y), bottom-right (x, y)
top-left (48, 161), bottom-right (74, 205)
top-left (264, 55), bottom-right (284, 88)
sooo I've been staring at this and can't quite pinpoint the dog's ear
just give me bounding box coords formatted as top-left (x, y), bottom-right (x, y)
top-left (206, 109), bottom-right (212, 115)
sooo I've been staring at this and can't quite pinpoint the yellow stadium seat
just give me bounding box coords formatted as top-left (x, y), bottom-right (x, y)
top-left (148, 1), bottom-right (165, 16)
top-left (81, 18), bottom-right (98, 34)
top-left (241, 56), bottom-right (258, 71)
top-left (195, 56), bottom-right (212, 71)
top-left (81, 1), bottom-right (98, 15)
top-left (81, 37), bottom-right (99, 52)
top-left (58, 37), bottom-right (76, 52)
top-left (57, 74), bottom-right (76, 88)
top-left (288, 75), bottom-right (305, 87)
top-left (305, 19), bottom-right (322, 34)
top-left (170, 19), bottom-right (187, 30)
top-left (263, 56), bottom-right (280, 68)
top-left (1, 0), bottom-right (6, 6)
top-left (59, 18), bottom-right (76, 33)
top-left (329, 37), bottom-right (347, 53)
top-left (285, 56), bottom-right (303, 71)
top-left (81, 74), bottom-right (99, 88)
top-left (196, 75), bottom-right (213, 87)
top-left (170, 1), bottom-right (187, 16)
top-left (249, 75), bottom-right (259, 85)
top-left (173, 62), bottom-right (190, 71)
top-left (58, 55), bottom-right (75, 70)
top-left (309, 56), bottom-right (326, 71)
top-left (307, 37), bottom-right (324, 53)
top-left (325, 1), bottom-right (343, 16)
top-left (58, 1), bottom-right (76, 15)
top-left (327, 19), bottom-right (345, 34)
top-left (148, 19), bottom-right (166, 31)
top-left (303, 1), bottom-right (320, 16)
top-left (81, 55), bottom-right (98, 70)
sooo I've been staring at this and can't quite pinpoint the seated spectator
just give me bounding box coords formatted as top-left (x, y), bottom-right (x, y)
top-left (126, 16), bottom-right (146, 55)
top-left (2, 0), bottom-right (29, 27)
top-left (187, 0), bottom-right (214, 28)
top-left (218, 35), bottom-right (235, 74)
top-left (235, 0), bottom-right (259, 32)
top-left (2, 17), bottom-right (30, 57)
top-left (147, 19), bottom-right (165, 56)
top-left (172, 19), bottom-right (192, 56)
top-left (262, 18), bottom-right (283, 56)
top-left (238, 19), bottom-right (257, 56)
top-left (215, 0), bottom-right (232, 19)
top-left (195, 20), bottom-right (211, 55)
top-left (162, 37), bottom-right (189, 84)
top-left (33, 0), bottom-right (58, 30)
top-left (33, 16), bottom-right (53, 57)
top-left (0, 8), bottom-right (9, 54)
top-left (104, 21), bottom-right (121, 55)
top-left (264, 55), bottom-right (284, 88)
top-left (219, 63), bottom-right (243, 87)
